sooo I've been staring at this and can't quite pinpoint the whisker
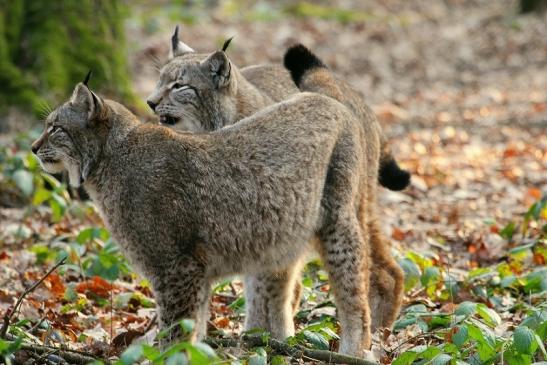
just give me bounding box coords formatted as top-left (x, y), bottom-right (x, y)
top-left (147, 53), bottom-right (164, 72)
top-left (37, 100), bottom-right (53, 121)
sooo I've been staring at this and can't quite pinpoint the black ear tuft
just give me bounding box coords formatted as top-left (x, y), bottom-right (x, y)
top-left (222, 36), bottom-right (234, 52)
top-left (379, 158), bottom-right (411, 191)
top-left (283, 44), bottom-right (325, 87)
top-left (83, 70), bottom-right (92, 87)
top-left (171, 25), bottom-right (180, 52)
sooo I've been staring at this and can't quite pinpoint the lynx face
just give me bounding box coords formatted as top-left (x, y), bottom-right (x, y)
top-left (147, 29), bottom-right (237, 132)
top-left (32, 121), bottom-right (71, 175)
top-left (31, 83), bottom-right (106, 188)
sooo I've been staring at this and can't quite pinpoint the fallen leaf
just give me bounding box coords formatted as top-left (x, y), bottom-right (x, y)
top-left (214, 316), bottom-right (231, 329)
top-left (527, 187), bottom-right (541, 200)
top-left (392, 228), bottom-right (407, 241)
top-left (45, 273), bottom-right (66, 298)
top-left (533, 252), bottom-right (545, 266)
top-left (111, 329), bottom-right (144, 350)
top-left (76, 276), bottom-right (115, 298)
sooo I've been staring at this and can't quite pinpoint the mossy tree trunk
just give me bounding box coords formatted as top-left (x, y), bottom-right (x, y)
top-left (0, 0), bottom-right (134, 116)
top-left (520, 0), bottom-right (547, 13)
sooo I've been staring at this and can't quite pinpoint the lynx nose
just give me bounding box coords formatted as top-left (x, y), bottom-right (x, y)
top-left (147, 100), bottom-right (157, 112)
top-left (31, 142), bottom-right (40, 155)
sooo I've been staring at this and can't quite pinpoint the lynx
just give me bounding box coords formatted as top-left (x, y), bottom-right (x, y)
top-left (147, 28), bottom-right (407, 333)
top-left (147, 26), bottom-right (409, 191)
top-left (32, 75), bottom-right (380, 357)
top-left (283, 44), bottom-right (407, 331)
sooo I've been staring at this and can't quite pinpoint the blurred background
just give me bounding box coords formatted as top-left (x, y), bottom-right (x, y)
top-left (0, 2), bottom-right (546, 361)
top-left (1, 0), bottom-right (546, 127)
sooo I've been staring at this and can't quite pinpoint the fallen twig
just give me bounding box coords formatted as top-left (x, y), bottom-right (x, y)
top-left (388, 329), bottom-right (445, 355)
top-left (7, 341), bottom-right (109, 364)
top-left (144, 313), bottom-right (158, 334)
top-left (0, 257), bottom-right (67, 339)
top-left (205, 335), bottom-right (379, 365)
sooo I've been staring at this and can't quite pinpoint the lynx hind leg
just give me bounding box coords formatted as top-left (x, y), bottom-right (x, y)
top-left (318, 211), bottom-right (372, 357)
top-left (244, 262), bottom-right (303, 340)
top-left (291, 279), bottom-right (303, 315)
top-left (368, 219), bottom-right (405, 332)
top-left (151, 258), bottom-right (210, 349)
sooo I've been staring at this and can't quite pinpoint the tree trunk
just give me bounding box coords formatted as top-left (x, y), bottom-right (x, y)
top-left (0, 0), bottom-right (134, 117)
top-left (520, 0), bottom-right (547, 13)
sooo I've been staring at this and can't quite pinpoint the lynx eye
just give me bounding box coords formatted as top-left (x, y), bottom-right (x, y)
top-left (47, 125), bottom-right (60, 135)
top-left (172, 83), bottom-right (189, 90)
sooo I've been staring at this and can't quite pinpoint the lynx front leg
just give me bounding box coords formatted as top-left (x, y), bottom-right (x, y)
top-left (244, 261), bottom-right (302, 339)
top-left (319, 212), bottom-right (372, 357)
top-left (151, 258), bottom-right (210, 349)
top-left (368, 219), bottom-right (405, 331)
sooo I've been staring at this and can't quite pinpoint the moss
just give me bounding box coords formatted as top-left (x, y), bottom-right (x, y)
top-left (0, 2), bottom-right (43, 113)
top-left (0, 0), bottom-right (136, 117)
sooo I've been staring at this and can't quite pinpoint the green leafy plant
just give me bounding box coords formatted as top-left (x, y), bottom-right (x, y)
top-left (0, 139), bottom-right (70, 221)
top-left (113, 320), bottom-right (219, 365)
top-left (392, 198), bottom-right (547, 365)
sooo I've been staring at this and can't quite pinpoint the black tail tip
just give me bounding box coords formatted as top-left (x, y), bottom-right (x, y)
top-left (379, 159), bottom-right (411, 191)
top-left (283, 44), bottom-right (325, 86)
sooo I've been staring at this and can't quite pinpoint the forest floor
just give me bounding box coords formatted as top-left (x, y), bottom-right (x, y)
top-left (0, 1), bottom-right (546, 364)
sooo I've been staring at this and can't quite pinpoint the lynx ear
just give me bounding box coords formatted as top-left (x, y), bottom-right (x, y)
top-left (201, 51), bottom-right (231, 89)
top-left (70, 74), bottom-right (105, 123)
top-left (170, 25), bottom-right (195, 59)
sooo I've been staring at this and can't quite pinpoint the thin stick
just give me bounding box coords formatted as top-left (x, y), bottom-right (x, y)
top-left (29, 315), bottom-right (47, 334)
top-left (7, 341), bottom-right (109, 364)
top-left (388, 329), bottom-right (444, 354)
top-left (144, 314), bottom-right (158, 333)
top-left (110, 285), bottom-right (113, 344)
top-left (0, 257), bottom-right (67, 339)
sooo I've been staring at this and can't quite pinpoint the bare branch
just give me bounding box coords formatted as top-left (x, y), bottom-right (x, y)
top-left (0, 257), bottom-right (67, 339)
top-left (8, 341), bottom-right (109, 365)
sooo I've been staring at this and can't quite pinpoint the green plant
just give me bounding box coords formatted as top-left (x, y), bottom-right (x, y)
top-left (114, 320), bottom-right (219, 365)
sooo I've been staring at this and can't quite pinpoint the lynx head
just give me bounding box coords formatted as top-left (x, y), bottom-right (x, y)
top-left (31, 72), bottom-right (111, 188)
top-left (146, 26), bottom-right (237, 132)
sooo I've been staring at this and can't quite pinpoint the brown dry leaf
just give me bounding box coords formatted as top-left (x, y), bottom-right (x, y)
top-left (123, 314), bottom-right (141, 325)
top-left (533, 252), bottom-right (545, 266)
top-left (527, 187), bottom-right (542, 200)
top-left (440, 302), bottom-right (457, 313)
top-left (76, 276), bottom-right (115, 298)
top-left (447, 207), bottom-right (460, 225)
top-left (533, 102), bottom-right (546, 113)
top-left (45, 273), bottom-right (66, 298)
top-left (391, 228), bottom-right (407, 241)
top-left (444, 326), bottom-right (463, 344)
top-left (214, 316), bottom-right (231, 329)
top-left (111, 329), bottom-right (144, 351)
